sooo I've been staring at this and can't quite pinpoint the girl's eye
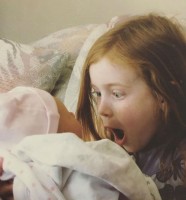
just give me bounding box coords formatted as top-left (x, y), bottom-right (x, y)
top-left (112, 91), bottom-right (123, 98)
top-left (94, 91), bottom-right (101, 97)
top-left (91, 89), bottom-right (101, 98)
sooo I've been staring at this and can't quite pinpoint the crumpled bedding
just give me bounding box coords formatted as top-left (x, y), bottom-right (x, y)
top-left (0, 133), bottom-right (161, 200)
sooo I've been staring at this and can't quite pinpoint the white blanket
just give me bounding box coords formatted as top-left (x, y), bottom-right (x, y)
top-left (0, 133), bottom-right (161, 200)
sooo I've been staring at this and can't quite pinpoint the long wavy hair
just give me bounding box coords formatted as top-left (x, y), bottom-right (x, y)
top-left (77, 14), bottom-right (186, 141)
top-left (76, 14), bottom-right (186, 169)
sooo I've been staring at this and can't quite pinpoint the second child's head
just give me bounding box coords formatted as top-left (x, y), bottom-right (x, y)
top-left (77, 14), bottom-right (186, 153)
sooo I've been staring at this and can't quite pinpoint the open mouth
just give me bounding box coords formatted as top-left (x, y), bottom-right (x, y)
top-left (106, 128), bottom-right (125, 146)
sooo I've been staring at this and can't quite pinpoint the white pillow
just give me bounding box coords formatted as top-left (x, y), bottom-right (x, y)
top-left (64, 24), bottom-right (108, 112)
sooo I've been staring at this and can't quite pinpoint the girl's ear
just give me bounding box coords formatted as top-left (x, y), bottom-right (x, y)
top-left (154, 91), bottom-right (167, 113)
top-left (158, 96), bottom-right (167, 113)
top-left (155, 92), bottom-right (166, 111)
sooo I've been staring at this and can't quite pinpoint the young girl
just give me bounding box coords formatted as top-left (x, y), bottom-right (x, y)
top-left (76, 14), bottom-right (186, 199)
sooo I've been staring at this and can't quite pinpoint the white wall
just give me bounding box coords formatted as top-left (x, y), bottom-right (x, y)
top-left (1, 0), bottom-right (186, 43)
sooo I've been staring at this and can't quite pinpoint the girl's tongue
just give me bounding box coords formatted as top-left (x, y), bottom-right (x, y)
top-left (111, 128), bottom-right (126, 146)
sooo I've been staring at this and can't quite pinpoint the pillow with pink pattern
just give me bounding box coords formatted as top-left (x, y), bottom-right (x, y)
top-left (0, 38), bottom-right (68, 93)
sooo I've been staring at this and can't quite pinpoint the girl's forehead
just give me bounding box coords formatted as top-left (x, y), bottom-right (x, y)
top-left (90, 57), bottom-right (138, 74)
top-left (89, 57), bottom-right (142, 86)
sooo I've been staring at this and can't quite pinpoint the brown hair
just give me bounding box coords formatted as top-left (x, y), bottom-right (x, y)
top-left (77, 14), bottom-right (186, 144)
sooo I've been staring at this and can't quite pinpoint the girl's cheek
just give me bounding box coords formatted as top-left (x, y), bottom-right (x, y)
top-left (119, 108), bottom-right (137, 125)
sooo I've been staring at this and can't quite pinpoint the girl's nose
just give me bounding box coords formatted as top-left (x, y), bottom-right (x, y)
top-left (97, 98), bottom-right (112, 117)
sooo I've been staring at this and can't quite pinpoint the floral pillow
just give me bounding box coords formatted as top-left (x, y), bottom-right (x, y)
top-left (32, 24), bottom-right (99, 101)
top-left (0, 38), bottom-right (68, 93)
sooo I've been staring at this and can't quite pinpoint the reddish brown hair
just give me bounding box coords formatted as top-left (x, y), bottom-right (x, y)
top-left (77, 14), bottom-right (186, 144)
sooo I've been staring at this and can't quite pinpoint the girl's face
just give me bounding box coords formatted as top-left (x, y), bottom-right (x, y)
top-left (89, 57), bottom-right (161, 153)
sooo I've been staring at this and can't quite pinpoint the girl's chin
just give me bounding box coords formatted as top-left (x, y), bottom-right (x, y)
top-left (122, 145), bottom-right (139, 154)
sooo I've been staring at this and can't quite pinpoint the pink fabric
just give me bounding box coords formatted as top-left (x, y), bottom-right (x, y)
top-left (0, 86), bottom-right (59, 149)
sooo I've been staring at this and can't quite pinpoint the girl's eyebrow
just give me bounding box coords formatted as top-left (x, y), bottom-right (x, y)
top-left (107, 83), bottom-right (129, 87)
top-left (91, 83), bottom-right (131, 90)
top-left (90, 84), bottom-right (98, 88)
